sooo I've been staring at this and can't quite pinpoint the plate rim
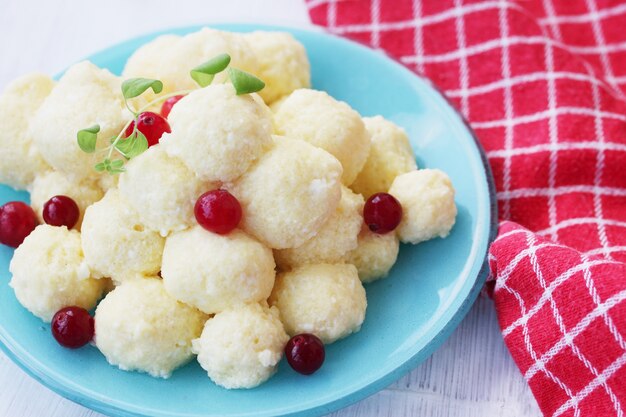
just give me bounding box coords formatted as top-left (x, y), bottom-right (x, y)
top-left (0, 23), bottom-right (498, 417)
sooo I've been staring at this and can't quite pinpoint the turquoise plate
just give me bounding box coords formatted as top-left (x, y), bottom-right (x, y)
top-left (0, 24), bottom-right (496, 417)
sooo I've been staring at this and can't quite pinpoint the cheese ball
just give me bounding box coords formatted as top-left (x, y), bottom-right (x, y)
top-left (269, 263), bottom-right (367, 343)
top-left (242, 31), bottom-right (310, 104)
top-left (351, 116), bottom-right (417, 198)
top-left (388, 169), bottom-right (457, 244)
top-left (123, 28), bottom-right (259, 102)
top-left (81, 190), bottom-right (164, 282)
top-left (275, 186), bottom-right (363, 270)
top-left (192, 303), bottom-right (288, 389)
top-left (9, 225), bottom-right (104, 322)
top-left (95, 278), bottom-right (207, 378)
top-left (0, 73), bottom-right (54, 190)
top-left (229, 136), bottom-right (342, 249)
top-left (345, 228), bottom-right (400, 283)
top-left (162, 84), bottom-right (272, 182)
top-left (119, 146), bottom-right (213, 236)
top-left (30, 61), bottom-right (130, 181)
top-left (161, 226), bottom-right (275, 314)
top-left (274, 89), bottom-right (370, 185)
top-left (30, 171), bottom-right (103, 230)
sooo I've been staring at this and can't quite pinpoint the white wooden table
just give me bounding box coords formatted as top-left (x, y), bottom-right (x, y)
top-left (0, 1), bottom-right (541, 416)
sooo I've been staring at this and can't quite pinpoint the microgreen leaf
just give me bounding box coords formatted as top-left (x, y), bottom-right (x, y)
top-left (77, 125), bottom-right (100, 153)
top-left (110, 160), bottom-right (124, 169)
top-left (190, 53), bottom-right (232, 87)
top-left (94, 162), bottom-right (107, 172)
top-left (121, 78), bottom-right (164, 99)
top-left (115, 130), bottom-right (148, 159)
top-left (228, 68), bottom-right (265, 95)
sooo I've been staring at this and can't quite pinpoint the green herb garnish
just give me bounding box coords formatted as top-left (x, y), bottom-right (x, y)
top-left (77, 125), bottom-right (100, 153)
top-left (190, 53), bottom-right (231, 87)
top-left (77, 53), bottom-right (265, 175)
top-left (228, 68), bottom-right (265, 95)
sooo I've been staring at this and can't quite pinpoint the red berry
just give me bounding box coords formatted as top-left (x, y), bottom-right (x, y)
top-left (285, 333), bottom-right (325, 375)
top-left (43, 195), bottom-right (79, 229)
top-left (124, 111), bottom-right (171, 147)
top-left (51, 306), bottom-right (94, 349)
top-left (160, 95), bottom-right (185, 118)
top-left (194, 190), bottom-right (242, 235)
top-left (363, 193), bottom-right (403, 234)
top-left (0, 201), bottom-right (38, 248)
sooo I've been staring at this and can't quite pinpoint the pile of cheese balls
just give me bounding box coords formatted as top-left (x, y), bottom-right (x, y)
top-left (0, 28), bottom-right (457, 389)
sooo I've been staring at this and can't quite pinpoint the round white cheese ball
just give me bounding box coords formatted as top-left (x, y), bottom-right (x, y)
top-left (242, 31), bottom-right (310, 104)
top-left (119, 146), bottom-right (213, 236)
top-left (30, 171), bottom-right (103, 230)
top-left (351, 116), bottom-right (417, 198)
top-left (345, 228), bottom-right (400, 283)
top-left (162, 226), bottom-right (275, 314)
top-left (274, 89), bottom-right (370, 185)
top-left (269, 263), bottom-right (367, 344)
top-left (192, 303), bottom-right (288, 389)
top-left (275, 185), bottom-right (363, 270)
top-left (95, 278), bottom-right (207, 378)
top-left (388, 169), bottom-right (457, 244)
top-left (30, 61), bottom-right (130, 181)
top-left (228, 136), bottom-right (343, 249)
top-left (9, 225), bottom-right (104, 322)
top-left (123, 28), bottom-right (259, 102)
top-left (162, 84), bottom-right (272, 182)
top-left (81, 190), bottom-right (164, 282)
top-left (0, 73), bottom-right (54, 190)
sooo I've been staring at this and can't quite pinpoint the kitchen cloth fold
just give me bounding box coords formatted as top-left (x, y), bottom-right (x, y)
top-left (306, 0), bottom-right (626, 415)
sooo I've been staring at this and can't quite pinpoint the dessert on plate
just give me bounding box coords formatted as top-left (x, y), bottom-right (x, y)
top-left (0, 27), bottom-right (457, 389)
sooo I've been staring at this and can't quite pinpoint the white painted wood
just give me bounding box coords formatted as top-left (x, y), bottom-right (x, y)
top-left (0, 1), bottom-right (541, 416)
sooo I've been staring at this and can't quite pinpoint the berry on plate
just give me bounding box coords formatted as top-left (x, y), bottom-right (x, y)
top-left (43, 195), bottom-right (80, 229)
top-left (124, 111), bottom-right (171, 147)
top-left (285, 333), bottom-right (325, 375)
top-left (363, 192), bottom-right (403, 234)
top-left (51, 306), bottom-right (94, 348)
top-left (0, 201), bottom-right (38, 248)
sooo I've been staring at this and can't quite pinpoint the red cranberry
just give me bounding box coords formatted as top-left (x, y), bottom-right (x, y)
top-left (194, 190), bottom-right (242, 235)
top-left (51, 306), bottom-right (94, 349)
top-left (124, 111), bottom-right (171, 147)
top-left (0, 201), bottom-right (38, 248)
top-left (160, 95), bottom-right (185, 118)
top-left (363, 193), bottom-right (403, 234)
top-left (285, 333), bottom-right (325, 375)
top-left (43, 195), bottom-right (79, 229)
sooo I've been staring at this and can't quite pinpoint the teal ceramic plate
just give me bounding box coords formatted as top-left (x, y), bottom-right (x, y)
top-left (0, 24), bottom-right (496, 417)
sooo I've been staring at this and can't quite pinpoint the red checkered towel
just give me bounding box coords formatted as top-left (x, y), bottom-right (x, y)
top-left (306, 0), bottom-right (626, 415)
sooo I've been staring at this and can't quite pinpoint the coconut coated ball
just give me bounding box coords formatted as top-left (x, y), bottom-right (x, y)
top-left (119, 146), bottom-right (213, 236)
top-left (81, 190), bottom-right (164, 282)
top-left (269, 263), bottom-right (367, 344)
top-left (242, 31), bottom-right (310, 104)
top-left (229, 136), bottom-right (342, 249)
top-left (95, 278), bottom-right (207, 378)
top-left (351, 116), bottom-right (417, 198)
top-left (274, 89), bottom-right (370, 185)
top-left (9, 225), bottom-right (104, 322)
top-left (192, 303), bottom-right (288, 389)
top-left (30, 61), bottom-right (130, 181)
top-left (275, 185), bottom-right (363, 270)
top-left (30, 171), bottom-right (103, 230)
top-left (161, 84), bottom-right (272, 182)
top-left (388, 169), bottom-right (457, 244)
top-left (161, 226), bottom-right (275, 314)
top-left (123, 28), bottom-right (259, 102)
top-left (345, 228), bottom-right (400, 283)
top-left (0, 73), bottom-right (54, 190)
